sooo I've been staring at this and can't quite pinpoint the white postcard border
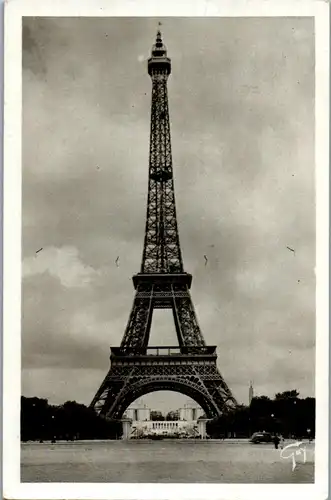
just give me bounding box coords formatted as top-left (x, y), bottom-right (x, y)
top-left (3, 1), bottom-right (329, 499)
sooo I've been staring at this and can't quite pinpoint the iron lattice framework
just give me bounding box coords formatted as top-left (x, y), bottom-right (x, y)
top-left (90, 31), bottom-right (237, 420)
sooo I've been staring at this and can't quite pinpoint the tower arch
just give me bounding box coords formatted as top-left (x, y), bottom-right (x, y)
top-left (103, 378), bottom-right (222, 421)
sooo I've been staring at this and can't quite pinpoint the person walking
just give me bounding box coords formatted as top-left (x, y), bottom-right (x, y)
top-left (280, 435), bottom-right (285, 449)
top-left (273, 434), bottom-right (280, 449)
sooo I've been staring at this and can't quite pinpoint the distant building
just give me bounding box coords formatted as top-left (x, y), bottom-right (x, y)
top-left (125, 400), bottom-right (150, 421)
top-left (249, 381), bottom-right (254, 405)
top-left (179, 401), bottom-right (204, 421)
top-left (131, 419), bottom-right (199, 438)
top-left (124, 398), bottom-right (204, 438)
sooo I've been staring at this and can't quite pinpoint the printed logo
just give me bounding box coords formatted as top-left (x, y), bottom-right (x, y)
top-left (280, 441), bottom-right (307, 471)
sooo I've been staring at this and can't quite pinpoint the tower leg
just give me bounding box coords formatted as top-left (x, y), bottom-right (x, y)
top-left (121, 418), bottom-right (132, 440)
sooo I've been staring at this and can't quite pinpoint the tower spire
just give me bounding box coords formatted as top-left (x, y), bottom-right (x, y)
top-left (150, 28), bottom-right (166, 58)
top-left (143, 31), bottom-right (180, 274)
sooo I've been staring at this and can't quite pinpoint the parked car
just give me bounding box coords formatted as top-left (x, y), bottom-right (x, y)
top-left (250, 431), bottom-right (274, 444)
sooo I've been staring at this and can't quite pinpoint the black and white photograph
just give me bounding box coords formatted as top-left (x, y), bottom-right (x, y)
top-left (3, 1), bottom-right (329, 499)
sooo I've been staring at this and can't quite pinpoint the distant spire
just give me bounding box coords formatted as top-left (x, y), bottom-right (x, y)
top-left (249, 381), bottom-right (254, 405)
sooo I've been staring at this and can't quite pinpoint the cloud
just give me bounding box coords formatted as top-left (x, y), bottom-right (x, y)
top-left (23, 246), bottom-right (99, 288)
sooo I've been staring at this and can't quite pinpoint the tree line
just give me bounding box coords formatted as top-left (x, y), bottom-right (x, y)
top-left (21, 398), bottom-right (182, 441)
top-left (21, 397), bottom-right (122, 441)
top-left (207, 390), bottom-right (315, 439)
top-left (21, 390), bottom-right (315, 441)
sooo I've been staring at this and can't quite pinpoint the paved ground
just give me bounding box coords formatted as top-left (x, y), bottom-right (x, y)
top-left (21, 439), bottom-right (315, 483)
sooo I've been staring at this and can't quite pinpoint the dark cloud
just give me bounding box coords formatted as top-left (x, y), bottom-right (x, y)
top-left (22, 18), bottom-right (51, 75)
top-left (22, 17), bottom-right (315, 408)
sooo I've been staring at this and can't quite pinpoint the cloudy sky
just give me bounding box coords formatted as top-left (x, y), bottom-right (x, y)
top-left (22, 16), bottom-right (315, 412)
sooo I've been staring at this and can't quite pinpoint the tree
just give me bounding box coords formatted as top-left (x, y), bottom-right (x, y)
top-left (150, 410), bottom-right (164, 421)
top-left (232, 405), bottom-right (250, 437)
top-left (275, 390), bottom-right (300, 400)
top-left (165, 410), bottom-right (179, 421)
top-left (273, 390), bottom-right (310, 438)
top-left (21, 396), bottom-right (51, 441)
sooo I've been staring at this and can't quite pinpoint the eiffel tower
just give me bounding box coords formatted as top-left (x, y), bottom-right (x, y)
top-left (90, 30), bottom-right (237, 421)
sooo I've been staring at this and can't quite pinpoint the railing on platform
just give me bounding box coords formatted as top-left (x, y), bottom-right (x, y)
top-left (136, 291), bottom-right (189, 299)
top-left (110, 346), bottom-right (217, 357)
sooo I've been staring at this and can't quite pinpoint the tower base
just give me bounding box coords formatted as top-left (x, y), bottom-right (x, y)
top-left (121, 417), bottom-right (132, 440)
top-left (198, 418), bottom-right (209, 439)
top-left (90, 346), bottom-right (237, 420)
